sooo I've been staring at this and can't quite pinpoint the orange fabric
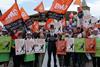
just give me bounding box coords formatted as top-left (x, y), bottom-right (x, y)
top-left (85, 38), bottom-right (96, 53)
top-left (74, 0), bottom-right (82, 6)
top-left (34, 2), bottom-right (45, 13)
top-left (74, 0), bottom-right (82, 10)
top-left (44, 18), bottom-right (54, 30)
top-left (0, 3), bottom-right (21, 25)
top-left (20, 7), bottom-right (29, 21)
top-left (56, 40), bottom-right (66, 55)
top-left (50, 0), bottom-right (73, 14)
top-left (31, 21), bottom-right (39, 32)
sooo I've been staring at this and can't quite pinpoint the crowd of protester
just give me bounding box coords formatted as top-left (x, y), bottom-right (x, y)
top-left (0, 17), bottom-right (100, 67)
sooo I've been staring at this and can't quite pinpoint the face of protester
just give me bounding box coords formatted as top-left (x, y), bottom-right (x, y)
top-left (50, 25), bottom-right (55, 33)
top-left (40, 32), bottom-right (44, 38)
top-left (2, 31), bottom-right (8, 35)
top-left (77, 28), bottom-right (81, 33)
top-left (73, 28), bottom-right (77, 34)
top-left (17, 32), bottom-right (23, 39)
top-left (93, 30), bottom-right (98, 35)
top-left (26, 33), bottom-right (32, 39)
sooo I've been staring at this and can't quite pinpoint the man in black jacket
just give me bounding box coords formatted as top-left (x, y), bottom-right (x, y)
top-left (46, 25), bottom-right (57, 67)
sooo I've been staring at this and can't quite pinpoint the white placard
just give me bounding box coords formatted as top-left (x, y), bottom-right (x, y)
top-left (34, 39), bottom-right (46, 53)
top-left (25, 39), bottom-right (35, 54)
top-left (66, 38), bottom-right (74, 52)
top-left (15, 39), bottom-right (25, 55)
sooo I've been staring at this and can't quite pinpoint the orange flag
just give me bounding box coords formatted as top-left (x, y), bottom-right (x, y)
top-left (0, 3), bottom-right (22, 25)
top-left (50, 0), bottom-right (73, 14)
top-left (34, 2), bottom-right (45, 13)
top-left (20, 7), bottom-right (30, 21)
top-left (44, 18), bottom-right (54, 30)
top-left (74, 0), bottom-right (82, 10)
top-left (74, 0), bottom-right (82, 6)
top-left (31, 21), bottom-right (39, 32)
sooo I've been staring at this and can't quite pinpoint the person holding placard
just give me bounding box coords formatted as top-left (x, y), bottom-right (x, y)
top-left (11, 30), bottom-right (24, 67)
top-left (0, 26), bottom-right (11, 67)
top-left (24, 30), bottom-right (35, 67)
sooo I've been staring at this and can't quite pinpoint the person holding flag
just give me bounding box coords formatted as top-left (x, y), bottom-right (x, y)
top-left (23, 29), bottom-right (35, 67)
top-left (0, 25), bottom-right (11, 67)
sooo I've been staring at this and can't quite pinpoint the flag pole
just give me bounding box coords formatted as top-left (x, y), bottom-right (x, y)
top-left (15, 0), bottom-right (17, 3)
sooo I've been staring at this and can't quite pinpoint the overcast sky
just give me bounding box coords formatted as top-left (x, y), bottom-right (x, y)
top-left (0, 0), bottom-right (100, 19)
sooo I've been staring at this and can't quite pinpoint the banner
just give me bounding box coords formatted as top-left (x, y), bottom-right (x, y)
top-left (33, 39), bottom-right (46, 53)
top-left (20, 7), bottom-right (29, 21)
top-left (15, 39), bottom-right (25, 55)
top-left (34, 2), bottom-right (45, 13)
top-left (74, 38), bottom-right (85, 53)
top-left (0, 36), bottom-right (11, 53)
top-left (25, 39), bottom-right (35, 54)
top-left (47, 11), bottom-right (64, 20)
top-left (25, 18), bottom-right (33, 27)
top-left (85, 38), bottom-right (96, 53)
top-left (39, 13), bottom-right (46, 20)
top-left (56, 40), bottom-right (66, 55)
top-left (0, 3), bottom-right (24, 33)
top-left (66, 38), bottom-right (74, 52)
top-left (96, 38), bottom-right (100, 57)
top-left (50, 0), bottom-right (73, 14)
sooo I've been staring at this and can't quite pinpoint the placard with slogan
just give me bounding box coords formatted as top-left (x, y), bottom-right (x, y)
top-left (25, 39), bottom-right (35, 54)
top-left (74, 38), bottom-right (85, 53)
top-left (85, 38), bottom-right (96, 53)
top-left (15, 39), bottom-right (25, 55)
top-left (66, 38), bottom-right (74, 52)
top-left (33, 39), bottom-right (46, 53)
top-left (0, 36), bottom-right (11, 53)
top-left (56, 40), bottom-right (66, 55)
top-left (96, 38), bottom-right (100, 57)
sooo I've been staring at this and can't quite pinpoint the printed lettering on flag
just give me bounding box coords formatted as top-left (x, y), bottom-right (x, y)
top-left (0, 3), bottom-right (24, 33)
top-left (50, 0), bottom-right (73, 14)
top-left (20, 7), bottom-right (29, 21)
top-left (1, 3), bottom-right (21, 25)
